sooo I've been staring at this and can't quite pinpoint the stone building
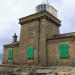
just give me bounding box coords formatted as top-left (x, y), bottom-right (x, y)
top-left (2, 3), bottom-right (75, 75)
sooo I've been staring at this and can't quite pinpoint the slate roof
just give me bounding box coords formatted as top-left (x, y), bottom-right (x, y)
top-left (47, 32), bottom-right (75, 40)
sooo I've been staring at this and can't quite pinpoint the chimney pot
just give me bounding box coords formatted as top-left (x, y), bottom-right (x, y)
top-left (13, 33), bottom-right (17, 42)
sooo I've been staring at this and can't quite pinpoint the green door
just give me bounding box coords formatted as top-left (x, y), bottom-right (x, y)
top-left (59, 43), bottom-right (69, 59)
top-left (7, 48), bottom-right (13, 60)
top-left (27, 47), bottom-right (34, 59)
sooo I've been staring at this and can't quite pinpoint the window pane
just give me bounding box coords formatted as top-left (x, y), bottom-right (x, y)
top-left (59, 43), bottom-right (69, 59)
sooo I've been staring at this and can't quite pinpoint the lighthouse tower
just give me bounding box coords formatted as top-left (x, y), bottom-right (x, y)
top-left (19, 3), bottom-right (60, 65)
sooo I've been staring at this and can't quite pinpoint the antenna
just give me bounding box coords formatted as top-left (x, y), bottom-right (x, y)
top-left (41, 0), bottom-right (45, 4)
top-left (46, 0), bottom-right (49, 9)
top-left (41, 0), bottom-right (49, 4)
top-left (47, 0), bottom-right (48, 4)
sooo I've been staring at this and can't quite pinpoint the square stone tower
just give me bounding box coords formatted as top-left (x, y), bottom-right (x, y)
top-left (19, 8), bottom-right (61, 65)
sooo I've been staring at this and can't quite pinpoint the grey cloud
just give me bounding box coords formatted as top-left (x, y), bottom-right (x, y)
top-left (0, 44), bottom-right (3, 53)
top-left (0, 0), bottom-right (75, 53)
top-left (0, 21), bottom-right (20, 53)
top-left (59, 0), bottom-right (75, 33)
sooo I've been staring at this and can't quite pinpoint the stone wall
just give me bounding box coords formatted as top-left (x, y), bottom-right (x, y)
top-left (0, 65), bottom-right (75, 75)
top-left (3, 44), bottom-right (19, 65)
top-left (3, 11), bottom-right (61, 65)
top-left (47, 36), bottom-right (75, 66)
top-left (19, 11), bottom-right (60, 66)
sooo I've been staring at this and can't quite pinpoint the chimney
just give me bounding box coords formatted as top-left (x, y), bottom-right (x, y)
top-left (13, 33), bottom-right (17, 42)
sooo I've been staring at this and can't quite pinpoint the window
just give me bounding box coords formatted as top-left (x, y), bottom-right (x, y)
top-left (58, 43), bottom-right (69, 59)
top-left (28, 27), bottom-right (34, 37)
top-left (7, 48), bottom-right (13, 60)
top-left (27, 47), bottom-right (34, 59)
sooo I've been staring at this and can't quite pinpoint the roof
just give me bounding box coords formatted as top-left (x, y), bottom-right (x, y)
top-left (4, 41), bottom-right (19, 48)
top-left (19, 11), bottom-right (61, 27)
top-left (47, 32), bottom-right (75, 40)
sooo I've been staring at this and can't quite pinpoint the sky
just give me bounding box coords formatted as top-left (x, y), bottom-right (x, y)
top-left (0, 0), bottom-right (75, 53)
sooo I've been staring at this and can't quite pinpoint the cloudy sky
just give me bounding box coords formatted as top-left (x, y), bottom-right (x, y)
top-left (0, 0), bottom-right (75, 53)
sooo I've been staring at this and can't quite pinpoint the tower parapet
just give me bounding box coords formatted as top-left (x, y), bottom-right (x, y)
top-left (36, 4), bottom-right (57, 17)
